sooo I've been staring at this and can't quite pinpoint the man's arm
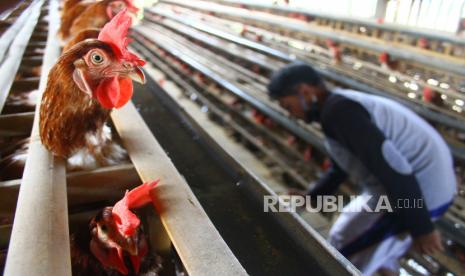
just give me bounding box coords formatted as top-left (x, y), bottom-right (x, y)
top-left (307, 161), bottom-right (347, 196)
top-left (322, 98), bottom-right (434, 237)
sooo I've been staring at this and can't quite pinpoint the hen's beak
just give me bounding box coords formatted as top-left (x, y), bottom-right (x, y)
top-left (127, 66), bottom-right (145, 84)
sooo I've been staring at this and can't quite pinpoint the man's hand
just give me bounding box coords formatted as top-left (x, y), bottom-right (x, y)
top-left (411, 230), bottom-right (444, 255)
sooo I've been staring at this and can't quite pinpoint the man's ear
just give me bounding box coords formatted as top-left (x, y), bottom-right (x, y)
top-left (72, 68), bottom-right (93, 96)
top-left (73, 59), bottom-right (93, 96)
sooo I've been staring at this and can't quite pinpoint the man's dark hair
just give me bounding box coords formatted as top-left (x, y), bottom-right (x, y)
top-left (267, 61), bottom-right (324, 99)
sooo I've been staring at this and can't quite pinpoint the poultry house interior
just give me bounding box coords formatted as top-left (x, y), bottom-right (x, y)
top-left (0, 0), bottom-right (464, 275)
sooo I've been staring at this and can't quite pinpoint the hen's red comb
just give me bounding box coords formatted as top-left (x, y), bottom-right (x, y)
top-left (112, 180), bottom-right (159, 237)
top-left (98, 9), bottom-right (145, 66)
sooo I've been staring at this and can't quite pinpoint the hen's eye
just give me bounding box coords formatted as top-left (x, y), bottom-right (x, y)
top-left (91, 53), bottom-right (104, 64)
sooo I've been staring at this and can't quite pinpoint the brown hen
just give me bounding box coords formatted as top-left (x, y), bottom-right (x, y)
top-left (40, 10), bottom-right (145, 159)
top-left (71, 182), bottom-right (163, 275)
top-left (68, 0), bottom-right (139, 39)
top-left (59, 0), bottom-right (92, 39)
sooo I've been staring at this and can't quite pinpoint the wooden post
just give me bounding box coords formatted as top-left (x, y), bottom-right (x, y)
top-left (0, 0), bottom-right (44, 113)
top-left (111, 102), bottom-right (248, 275)
top-left (4, 0), bottom-right (72, 275)
top-left (0, 1), bottom-right (35, 62)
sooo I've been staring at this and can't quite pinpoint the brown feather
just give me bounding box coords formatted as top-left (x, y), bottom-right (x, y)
top-left (62, 0), bottom-right (86, 15)
top-left (69, 0), bottom-right (114, 39)
top-left (63, 28), bottom-right (100, 53)
top-left (39, 40), bottom-right (114, 157)
top-left (60, 2), bottom-right (92, 39)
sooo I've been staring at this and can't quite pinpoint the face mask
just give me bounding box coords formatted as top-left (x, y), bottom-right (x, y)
top-left (298, 94), bottom-right (320, 123)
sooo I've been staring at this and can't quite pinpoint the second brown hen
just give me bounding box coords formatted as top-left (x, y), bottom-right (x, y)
top-left (66, 0), bottom-right (139, 40)
top-left (71, 182), bottom-right (163, 275)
